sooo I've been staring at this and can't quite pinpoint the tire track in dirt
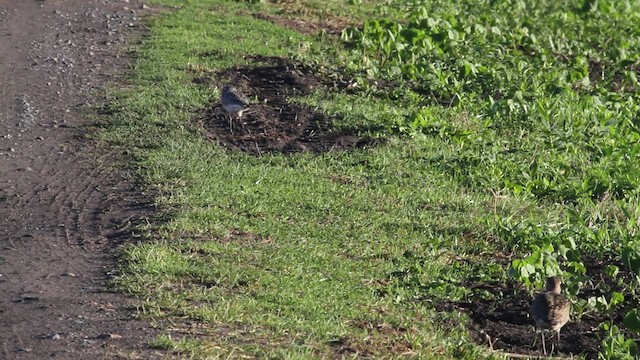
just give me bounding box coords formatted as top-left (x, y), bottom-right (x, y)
top-left (0, 1), bottom-right (163, 359)
top-left (15, 153), bottom-right (120, 247)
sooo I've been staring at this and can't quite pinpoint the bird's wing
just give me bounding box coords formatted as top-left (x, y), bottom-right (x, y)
top-left (227, 89), bottom-right (249, 106)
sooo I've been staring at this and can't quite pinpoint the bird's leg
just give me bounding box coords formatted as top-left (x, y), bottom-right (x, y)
top-left (228, 114), bottom-right (234, 134)
top-left (237, 110), bottom-right (246, 132)
top-left (541, 330), bottom-right (547, 355)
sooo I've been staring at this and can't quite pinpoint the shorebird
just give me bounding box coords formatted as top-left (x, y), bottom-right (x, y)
top-left (220, 85), bottom-right (249, 133)
top-left (530, 276), bottom-right (571, 355)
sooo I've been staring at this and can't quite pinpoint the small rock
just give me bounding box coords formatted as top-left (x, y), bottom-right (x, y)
top-left (11, 296), bottom-right (39, 303)
top-left (61, 272), bottom-right (76, 277)
top-left (97, 333), bottom-right (122, 340)
top-left (48, 333), bottom-right (61, 340)
top-left (141, 4), bottom-right (150, 9)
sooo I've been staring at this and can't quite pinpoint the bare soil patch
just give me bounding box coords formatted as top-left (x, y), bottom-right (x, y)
top-left (438, 257), bottom-right (638, 359)
top-left (253, 0), bottom-right (354, 36)
top-left (196, 56), bottom-right (380, 155)
top-left (252, 13), bottom-right (349, 36)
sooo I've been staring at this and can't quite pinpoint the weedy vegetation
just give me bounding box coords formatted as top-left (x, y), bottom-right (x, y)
top-left (103, 0), bottom-right (640, 358)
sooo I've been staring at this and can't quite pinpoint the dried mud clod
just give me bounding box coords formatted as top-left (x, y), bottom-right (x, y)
top-left (197, 56), bottom-right (381, 155)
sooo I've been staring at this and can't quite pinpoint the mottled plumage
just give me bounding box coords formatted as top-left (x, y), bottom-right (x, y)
top-left (530, 276), bottom-right (570, 355)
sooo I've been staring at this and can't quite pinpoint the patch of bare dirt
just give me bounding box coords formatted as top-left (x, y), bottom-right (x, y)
top-left (445, 290), bottom-right (601, 358)
top-left (436, 257), bottom-right (639, 359)
top-left (252, 13), bottom-right (349, 36)
top-left (196, 56), bottom-right (381, 155)
top-left (253, 0), bottom-right (354, 36)
top-left (0, 0), bottom-right (163, 359)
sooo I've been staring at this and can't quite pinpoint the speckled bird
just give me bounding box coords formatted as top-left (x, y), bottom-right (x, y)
top-left (530, 276), bottom-right (571, 355)
top-left (220, 85), bottom-right (249, 133)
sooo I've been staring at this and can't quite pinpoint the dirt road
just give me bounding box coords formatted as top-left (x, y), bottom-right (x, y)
top-left (0, 1), bottom-right (159, 358)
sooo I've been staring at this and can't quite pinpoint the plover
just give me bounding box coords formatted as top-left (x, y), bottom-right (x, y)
top-left (530, 276), bottom-right (571, 355)
top-left (220, 85), bottom-right (249, 133)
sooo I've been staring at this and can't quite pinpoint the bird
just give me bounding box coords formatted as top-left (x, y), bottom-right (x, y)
top-left (220, 85), bottom-right (249, 133)
top-left (529, 276), bottom-right (571, 355)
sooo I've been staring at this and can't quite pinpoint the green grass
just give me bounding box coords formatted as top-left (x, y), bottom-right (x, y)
top-left (118, 138), bottom-right (490, 358)
top-left (102, 0), bottom-right (640, 358)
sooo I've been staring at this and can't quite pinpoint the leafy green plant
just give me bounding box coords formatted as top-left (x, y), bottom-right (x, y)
top-left (599, 321), bottom-right (638, 360)
top-left (623, 241), bottom-right (640, 276)
top-left (574, 292), bottom-right (625, 320)
top-left (623, 309), bottom-right (640, 333)
top-left (597, 310), bottom-right (640, 359)
top-left (511, 247), bottom-right (562, 289)
top-left (341, 0), bottom-right (640, 210)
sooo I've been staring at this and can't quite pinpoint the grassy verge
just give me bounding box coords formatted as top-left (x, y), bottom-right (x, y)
top-left (103, 0), bottom-right (640, 359)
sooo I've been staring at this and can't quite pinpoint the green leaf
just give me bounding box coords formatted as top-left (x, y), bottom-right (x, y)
top-left (625, 70), bottom-right (638, 85)
top-left (622, 242), bottom-right (640, 275)
top-left (611, 292), bottom-right (625, 306)
top-left (604, 264), bottom-right (620, 279)
top-left (630, 340), bottom-right (639, 355)
top-left (623, 309), bottom-right (640, 333)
